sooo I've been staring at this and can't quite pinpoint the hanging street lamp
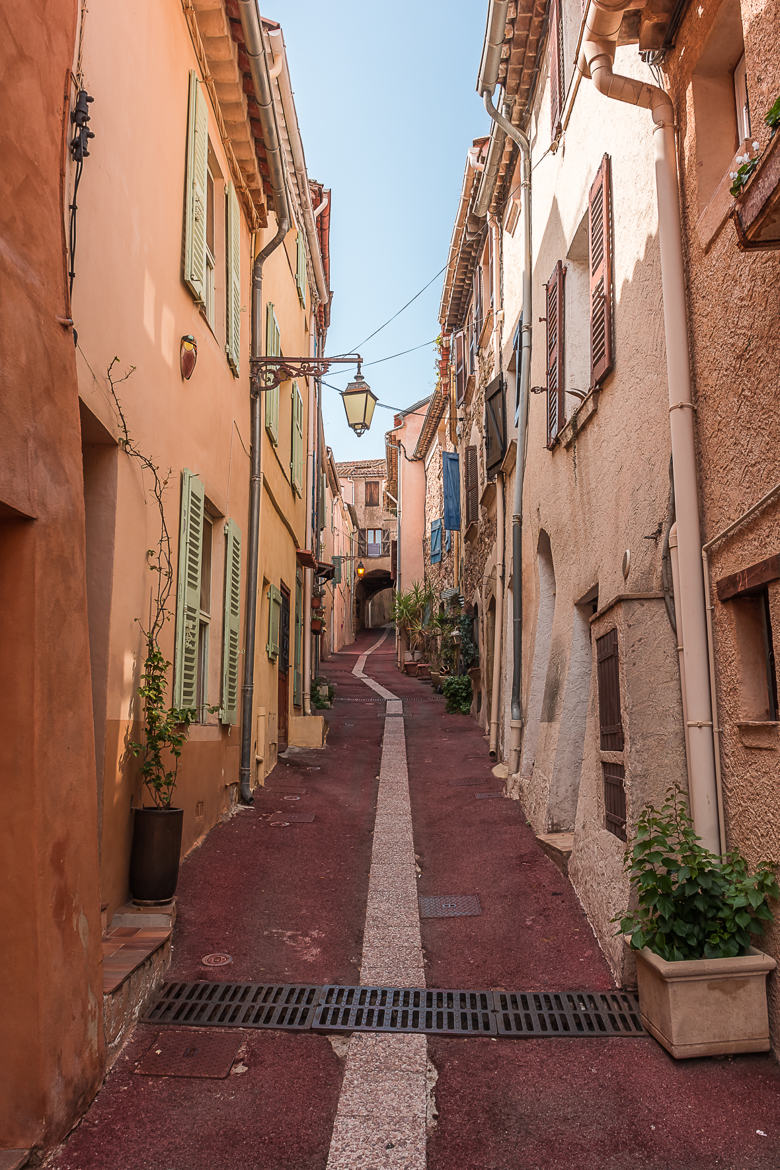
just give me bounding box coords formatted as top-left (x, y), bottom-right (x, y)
top-left (250, 353), bottom-right (377, 437)
top-left (356, 560), bottom-right (365, 578)
top-left (341, 363), bottom-right (377, 438)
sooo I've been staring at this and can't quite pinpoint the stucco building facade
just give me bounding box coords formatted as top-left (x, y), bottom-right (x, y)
top-left (335, 458), bottom-right (396, 629)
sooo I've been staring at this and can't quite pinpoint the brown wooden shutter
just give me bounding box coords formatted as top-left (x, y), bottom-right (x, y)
top-left (474, 265), bottom-right (483, 335)
top-left (549, 0), bottom-right (564, 138)
top-left (602, 761), bottom-right (627, 840)
top-left (485, 375), bottom-right (506, 474)
top-left (545, 260), bottom-right (565, 447)
top-left (465, 444), bottom-right (479, 526)
top-left (357, 528), bottom-right (367, 556)
top-left (390, 539), bottom-right (397, 579)
top-left (589, 153), bottom-right (614, 387)
top-left (455, 331), bottom-right (466, 405)
top-left (596, 628), bottom-right (624, 750)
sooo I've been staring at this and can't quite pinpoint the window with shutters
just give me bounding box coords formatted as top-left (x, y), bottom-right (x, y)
top-left (295, 230), bottom-right (307, 307)
top-left (465, 444), bottom-right (479, 528)
top-left (603, 761), bottom-right (627, 841)
top-left (365, 480), bottom-right (379, 507)
top-left (183, 74), bottom-right (239, 369)
top-left (220, 519), bottom-right (242, 724)
top-left (596, 628), bottom-right (624, 751)
top-left (545, 260), bottom-right (566, 447)
top-left (267, 583), bottom-right (282, 659)
top-left (474, 266), bottom-right (483, 337)
top-left (174, 470), bottom-right (218, 721)
top-left (293, 572), bottom-right (303, 706)
top-left (455, 331), bottom-right (466, 405)
top-left (484, 375), bottom-right (506, 475)
top-left (265, 303), bottom-right (281, 444)
top-left (290, 381), bottom-right (304, 495)
top-left (366, 529), bottom-right (383, 557)
top-left (225, 183), bottom-right (241, 374)
top-left (588, 154), bottom-right (614, 388)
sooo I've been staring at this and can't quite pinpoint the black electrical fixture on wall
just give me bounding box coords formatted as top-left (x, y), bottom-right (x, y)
top-left (68, 89), bottom-right (94, 309)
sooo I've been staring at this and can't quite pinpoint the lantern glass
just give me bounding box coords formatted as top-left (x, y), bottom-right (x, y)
top-left (342, 372), bottom-right (377, 436)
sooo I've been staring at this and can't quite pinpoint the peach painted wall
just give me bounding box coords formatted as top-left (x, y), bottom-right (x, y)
top-left (71, 0), bottom-right (254, 915)
top-left (0, 0), bottom-right (104, 1145)
top-left (389, 407), bottom-right (428, 593)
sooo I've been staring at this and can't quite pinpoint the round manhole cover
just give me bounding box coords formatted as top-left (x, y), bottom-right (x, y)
top-left (201, 953), bottom-right (232, 967)
top-left (283, 795), bottom-right (301, 801)
top-left (270, 821), bottom-right (290, 828)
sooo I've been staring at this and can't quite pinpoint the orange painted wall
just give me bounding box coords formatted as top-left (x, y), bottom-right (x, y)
top-left (0, 0), bottom-right (104, 1145)
top-left (71, 0), bottom-right (253, 915)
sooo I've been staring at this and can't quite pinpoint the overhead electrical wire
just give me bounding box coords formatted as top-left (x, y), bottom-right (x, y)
top-left (348, 263), bottom-right (447, 352)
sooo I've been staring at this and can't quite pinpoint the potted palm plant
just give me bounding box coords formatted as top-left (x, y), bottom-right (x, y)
top-left (619, 787), bottom-right (778, 1058)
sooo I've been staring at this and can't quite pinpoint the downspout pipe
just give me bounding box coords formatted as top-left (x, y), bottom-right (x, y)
top-left (477, 89), bottom-right (532, 773)
top-left (579, 0), bottom-right (720, 852)
top-left (237, 1), bottom-right (290, 804)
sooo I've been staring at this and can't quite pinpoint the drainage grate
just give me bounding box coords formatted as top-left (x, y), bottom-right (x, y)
top-left (448, 778), bottom-right (485, 787)
top-left (492, 990), bottom-right (644, 1037)
top-left (313, 985), bottom-right (495, 1036)
top-left (144, 982), bottom-right (644, 1039)
top-left (419, 894), bottom-right (482, 918)
top-left (144, 981), bottom-right (320, 1030)
top-left (269, 812), bottom-right (315, 824)
top-left (475, 792), bottom-right (503, 800)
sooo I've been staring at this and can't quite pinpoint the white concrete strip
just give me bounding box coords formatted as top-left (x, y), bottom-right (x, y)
top-left (327, 632), bottom-right (428, 1170)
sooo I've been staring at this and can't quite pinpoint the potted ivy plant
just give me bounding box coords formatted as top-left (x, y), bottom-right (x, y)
top-left (128, 638), bottom-right (196, 903)
top-left (618, 787), bottom-right (778, 1059)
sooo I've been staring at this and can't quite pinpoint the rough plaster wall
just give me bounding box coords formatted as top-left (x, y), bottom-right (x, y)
top-left (549, 603), bottom-right (592, 830)
top-left (665, 0), bottom-right (780, 1048)
top-left (424, 443), bottom-right (453, 597)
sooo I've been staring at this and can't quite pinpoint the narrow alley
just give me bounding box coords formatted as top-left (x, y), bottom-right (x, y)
top-left (43, 631), bottom-right (780, 1170)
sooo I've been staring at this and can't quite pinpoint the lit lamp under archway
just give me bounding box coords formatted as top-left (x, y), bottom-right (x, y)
top-left (341, 365), bottom-right (377, 437)
top-left (356, 560), bottom-right (365, 578)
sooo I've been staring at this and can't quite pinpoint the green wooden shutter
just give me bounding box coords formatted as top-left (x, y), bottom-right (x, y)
top-left (333, 555), bottom-right (342, 584)
top-left (265, 303), bottom-right (280, 445)
top-left (296, 231), bottom-right (307, 307)
top-left (220, 518), bottom-right (242, 724)
top-left (267, 584), bottom-right (282, 659)
top-left (291, 381), bottom-right (304, 495)
top-left (225, 183), bottom-right (241, 375)
top-left (183, 71), bottom-right (208, 301)
top-left (174, 469), bottom-right (205, 709)
top-left (293, 573), bottom-right (303, 706)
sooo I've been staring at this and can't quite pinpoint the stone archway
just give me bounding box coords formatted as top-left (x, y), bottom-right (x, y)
top-left (356, 568), bottom-right (394, 631)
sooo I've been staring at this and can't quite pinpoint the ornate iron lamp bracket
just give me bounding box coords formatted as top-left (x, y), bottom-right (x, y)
top-left (250, 354), bottom-right (362, 390)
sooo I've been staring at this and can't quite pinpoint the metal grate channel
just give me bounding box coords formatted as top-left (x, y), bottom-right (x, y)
top-left (419, 894), bottom-right (482, 918)
top-left (312, 986), bottom-right (495, 1036)
top-left (492, 990), bottom-right (644, 1037)
top-left (144, 981), bottom-right (320, 1030)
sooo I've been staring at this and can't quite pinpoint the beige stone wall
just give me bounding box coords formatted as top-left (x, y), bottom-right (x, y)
top-left (665, 0), bottom-right (780, 1045)
top-left (497, 35), bottom-right (688, 980)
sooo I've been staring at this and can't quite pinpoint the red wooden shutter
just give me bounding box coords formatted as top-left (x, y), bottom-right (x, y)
top-left (545, 260), bottom-right (565, 447)
top-left (596, 628), bottom-right (624, 751)
top-left (465, 444), bottom-right (478, 526)
top-left (589, 153), bottom-right (614, 387)
top-left (455, 331), bottom-right (466, 405)
top-left (549, 0), bottom-right (564, 138)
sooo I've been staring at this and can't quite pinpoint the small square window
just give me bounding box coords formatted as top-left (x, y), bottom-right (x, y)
top-left (732, 588), bottom-right (778, 722)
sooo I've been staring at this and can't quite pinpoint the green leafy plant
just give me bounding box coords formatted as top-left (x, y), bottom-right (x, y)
top-left (393, 581), bottom-right (434, 656)
top-left (312, 675), bottom-right (335, 709)
top-left (441, 674), bottom-right (473, 715)
top-left (730, 96), bottom-right (780, 196)
top-left (457, 612), bottom-right (479, 671)
top-left (618, 787), bottom-right (778, 961)
top-left (129, 639), bottom-right (196, 807)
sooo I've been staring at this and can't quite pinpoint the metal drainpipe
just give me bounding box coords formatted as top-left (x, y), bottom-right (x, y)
top-left (476, 92), bottom-right (532, 774)
top-left (237, 1), bottom-right (290, 803)
top-left (489, 471), bottom-right (505, 757)
top-left (579, 0), bottom-right (720, 852)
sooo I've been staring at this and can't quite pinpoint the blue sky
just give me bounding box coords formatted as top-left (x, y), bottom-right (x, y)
top-left (276, 1), bottom-right (490, 461)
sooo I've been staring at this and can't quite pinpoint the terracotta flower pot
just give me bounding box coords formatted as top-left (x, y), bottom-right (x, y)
top-left (416, 663), bottom-right (431, 680)
top-left (405, 661), bottom-right (418, 676)
top-left (311, 618), bottom-right (324, 635)
top-left (634, 944), bottom-right (776, 1059)
top-left (129, 806), bottom-right (183, 905)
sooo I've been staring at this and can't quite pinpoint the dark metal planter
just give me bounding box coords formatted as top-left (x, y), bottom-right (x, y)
top-left (130, 806), bottom-right (184, 904)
